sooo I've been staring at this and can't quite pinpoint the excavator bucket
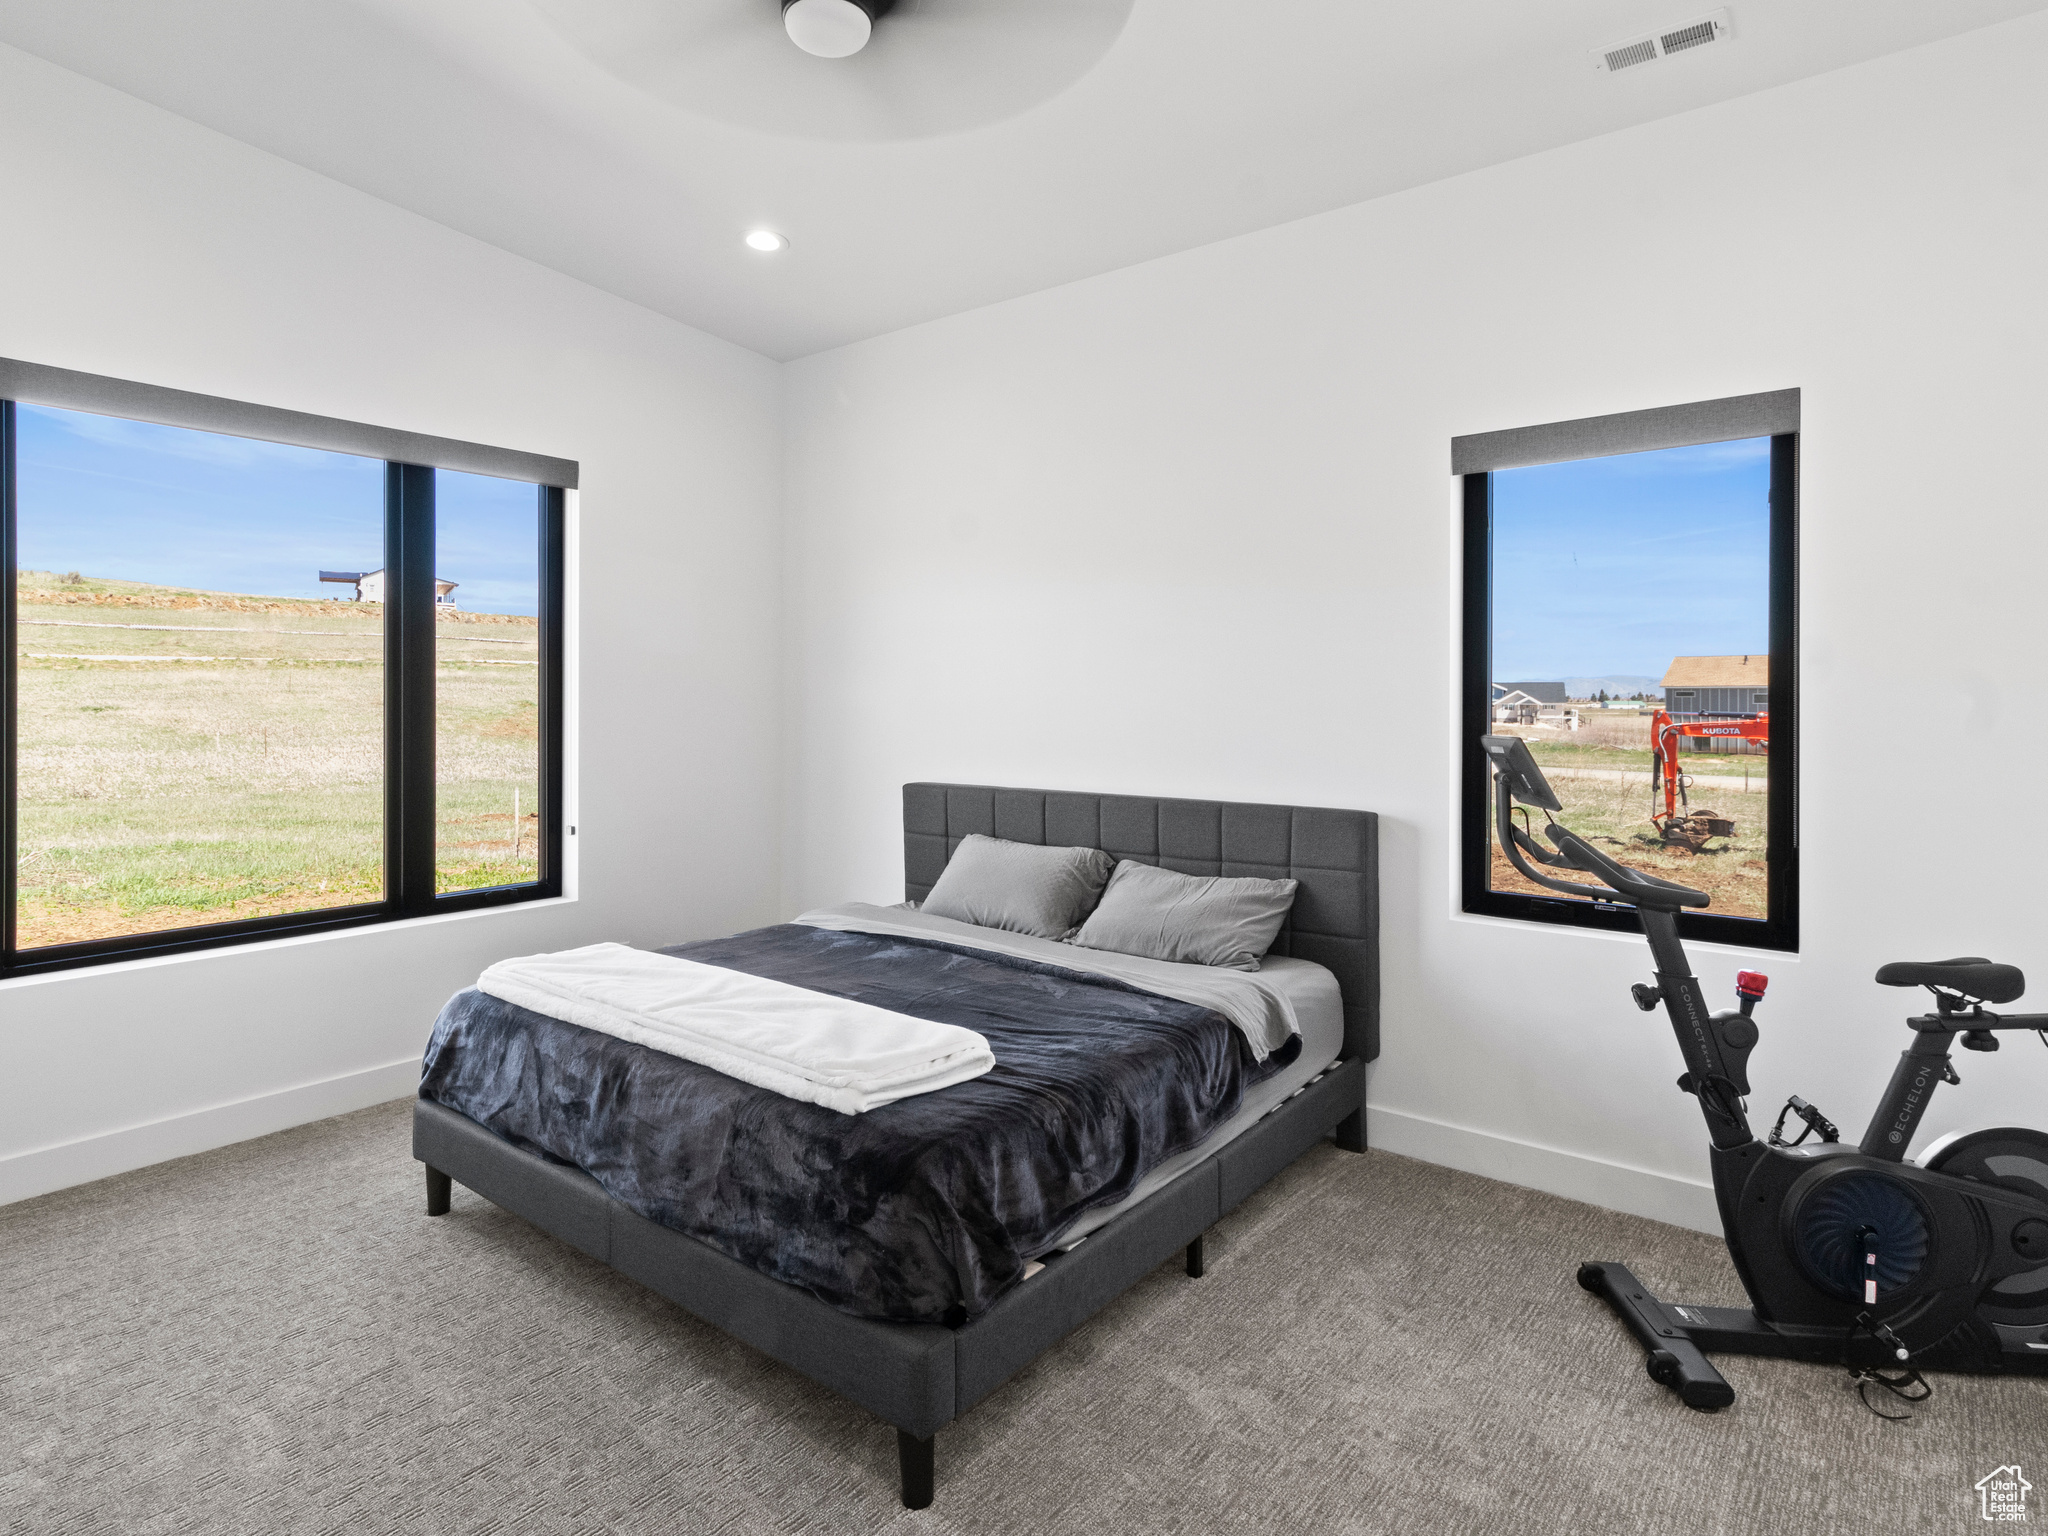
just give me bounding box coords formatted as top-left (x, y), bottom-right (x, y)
top-left (1659, 811), bottom-right (1736, 850)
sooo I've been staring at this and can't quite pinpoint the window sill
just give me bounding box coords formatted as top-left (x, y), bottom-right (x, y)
top-left (1449, 905), bottom-right (1800, 962)
top-left (0, 891), bottom-right (578, 991)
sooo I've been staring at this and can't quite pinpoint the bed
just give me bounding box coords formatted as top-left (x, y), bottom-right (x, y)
top-left (412, 782), bottom-right (1378, 1507)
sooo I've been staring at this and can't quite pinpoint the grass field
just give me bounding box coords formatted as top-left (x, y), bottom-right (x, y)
top-left (15, 570), bottom-right (540, 949)
top-left (1488, 716), bottom-right (1771, 920)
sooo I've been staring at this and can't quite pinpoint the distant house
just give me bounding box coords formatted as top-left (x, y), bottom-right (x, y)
top-left (319, 569), bottom-right (459, 608)
top-left (1492, 689), bottom-right (1543, 724)
top-left (1490, 681), bottom-right (1577, 727)
top-left (1661, 656), bottom-right (1768, 716)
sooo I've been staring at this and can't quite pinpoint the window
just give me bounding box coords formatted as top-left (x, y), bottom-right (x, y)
top-left (433, 469), bottom-right (545, 895)
top-left (1458, 391), bottom-right (1798, 951)
top-left (1, 359), bottom-right (571, 975)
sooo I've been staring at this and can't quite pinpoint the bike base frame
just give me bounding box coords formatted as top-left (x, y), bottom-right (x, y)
top-left (1576, 1262), bottom-right (2048, 1410)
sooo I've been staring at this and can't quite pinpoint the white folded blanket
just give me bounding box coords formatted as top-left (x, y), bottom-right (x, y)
top-left (476, 942), bottom-right (995, 1115)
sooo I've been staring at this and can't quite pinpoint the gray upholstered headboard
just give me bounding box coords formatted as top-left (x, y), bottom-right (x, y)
top-left (903, 782), bottom-right (1380, 1063)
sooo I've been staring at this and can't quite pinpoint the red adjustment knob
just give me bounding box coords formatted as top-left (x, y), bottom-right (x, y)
top-left (1736, 971), bottom-right (1769, 1000)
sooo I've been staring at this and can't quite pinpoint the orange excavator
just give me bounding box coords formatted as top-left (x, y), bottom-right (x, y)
top-left (1649, 709), bottom-right (1768, 849)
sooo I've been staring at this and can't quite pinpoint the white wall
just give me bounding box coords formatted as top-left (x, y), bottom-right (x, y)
top-left (12, 15), bottom-right (2047, 1228)
top-left (0, 45), bottom-right (784, 1202)
top-left (782, 15), bottom-right (2048, 1231)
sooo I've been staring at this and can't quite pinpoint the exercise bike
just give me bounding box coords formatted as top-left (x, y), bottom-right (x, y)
top-left (1481, 734), bottom-right (2048, 1410)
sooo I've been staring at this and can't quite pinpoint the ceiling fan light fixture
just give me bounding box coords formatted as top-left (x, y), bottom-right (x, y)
top-left (782, 0), bottom-right (893, 59)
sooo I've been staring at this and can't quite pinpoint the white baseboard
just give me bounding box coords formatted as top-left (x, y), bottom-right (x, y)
top-left (2, 1067), bottom-right (1724, 1231)
top-left (1366, 1104), bottom-right (1721, 1235)
top-left (0, 1057), bottom-right (419, 1208)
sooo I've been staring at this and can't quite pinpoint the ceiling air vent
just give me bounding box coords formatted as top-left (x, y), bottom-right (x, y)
top-left (1590, 8), bottom-right (1733, 73)
top-left (1604, 38), bottom-right (1659, 72)
top-left (1660, 18), bottom-right (1720, 54)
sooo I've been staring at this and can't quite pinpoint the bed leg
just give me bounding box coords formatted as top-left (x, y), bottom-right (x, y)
top-left (1334, 1106), bottom-right (1367, 1155)
top-left (424, 1166), bottom-right (451, 1217)
top-left (1185, 1235), bottom-right (1205, 1278)
top-left (897, 1429), bottom-right (934, 1510)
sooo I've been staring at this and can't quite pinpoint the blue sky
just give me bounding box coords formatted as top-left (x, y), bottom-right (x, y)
top-left (436, 468), bottom-right (541, 617)
top-left (1491, 436), bottom-right (1771, 682)
top-left (15, 403), bottom-right (541, 615)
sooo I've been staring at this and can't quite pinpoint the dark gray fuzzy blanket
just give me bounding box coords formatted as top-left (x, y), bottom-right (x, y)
top-left (419, 923), bottom-right (1292, 1322)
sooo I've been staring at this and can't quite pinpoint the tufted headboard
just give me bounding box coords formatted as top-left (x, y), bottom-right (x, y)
top-left (903, 782), bottom-right (1380, 1063)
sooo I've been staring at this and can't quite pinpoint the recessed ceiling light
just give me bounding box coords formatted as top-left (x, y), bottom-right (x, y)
top-left (782, 0), bottom-right (893, 59)
top-left (745, 229), bottom-right (789, 253)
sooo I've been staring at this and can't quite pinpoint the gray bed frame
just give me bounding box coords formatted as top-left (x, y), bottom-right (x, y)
top-left (412, 782), bottom-right (1378, 1508)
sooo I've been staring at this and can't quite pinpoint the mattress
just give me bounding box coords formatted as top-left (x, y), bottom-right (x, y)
top-left (421, 919), bottom-right (1329, 1322)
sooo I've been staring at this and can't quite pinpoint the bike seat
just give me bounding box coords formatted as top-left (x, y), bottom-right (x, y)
top-left (1874, 956), bottom-right (2025, 1005)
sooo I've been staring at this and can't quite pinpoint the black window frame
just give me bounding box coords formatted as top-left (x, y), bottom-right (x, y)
top-left (0, 364), bottom-right (572, 978)
top-left (1458, 408), bottom-right (1799, 954)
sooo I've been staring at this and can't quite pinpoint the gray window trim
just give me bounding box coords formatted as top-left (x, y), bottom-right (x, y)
top-left (1451, 388), bottom-right (1798, 476)
top-left (0, 356), bottom-right (577, 488)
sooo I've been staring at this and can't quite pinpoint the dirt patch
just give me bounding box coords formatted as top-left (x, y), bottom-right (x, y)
top-left (1488, 839), bottom-right (1769, 922)
top-left (437, 610), bottom-right (536, 630)
top-left (19, 573), bottom-right (534, 627)
top-left (22, 587), bottom-right (379, 620)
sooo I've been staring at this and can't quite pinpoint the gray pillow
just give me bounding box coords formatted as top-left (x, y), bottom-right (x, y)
top-left (1068, 860), bottom-right (1298, 971)
top-left (921, 834), bottom-right (1115, 941)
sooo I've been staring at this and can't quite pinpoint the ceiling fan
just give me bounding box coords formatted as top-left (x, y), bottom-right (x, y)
top-left (524, 0), bottom-right (1134, 141)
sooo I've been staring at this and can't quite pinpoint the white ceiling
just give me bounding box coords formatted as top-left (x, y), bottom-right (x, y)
top-left (0, 0), bottom-right (2040, 360)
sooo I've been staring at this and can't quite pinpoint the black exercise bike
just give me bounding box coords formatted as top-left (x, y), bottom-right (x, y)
top-left (1482, 734), bottom-right (2048, 1410)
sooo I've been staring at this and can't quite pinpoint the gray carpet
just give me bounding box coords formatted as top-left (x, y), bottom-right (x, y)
top-left (2, 1101), bottom-right (2040, 1534)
